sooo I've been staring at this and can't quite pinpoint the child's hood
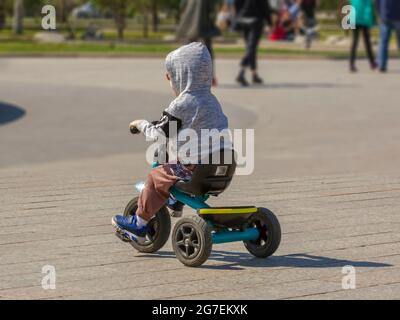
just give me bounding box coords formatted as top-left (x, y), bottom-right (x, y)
top-left (165, 42), bottom-right (212, 95)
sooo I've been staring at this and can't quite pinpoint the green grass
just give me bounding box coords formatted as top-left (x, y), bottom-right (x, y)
top-left (0, 28), bottom-right (173, 41)
top-left (0, 41), bottom-right (174, 55)
top-left (0, 40), bottom-right (353, 58)
top-left (0, 27), bottom-right (398, 59)
top-left (101, 29), bottom-right (172, 41)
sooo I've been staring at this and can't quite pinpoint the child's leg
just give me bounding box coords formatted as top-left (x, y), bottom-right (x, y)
top-left (112, 163), bottom-right (193, 239)
top-left (136, 164), bottom-right (179, 222)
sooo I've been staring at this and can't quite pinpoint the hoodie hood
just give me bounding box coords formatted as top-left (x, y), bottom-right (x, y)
top-left (165, 42), bottom-right (212, 94)
top-left (160, 42), bottom-right (230, 164)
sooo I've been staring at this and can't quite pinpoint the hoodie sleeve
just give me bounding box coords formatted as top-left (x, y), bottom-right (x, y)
top-left (137, 110), bottom-right (183, 142)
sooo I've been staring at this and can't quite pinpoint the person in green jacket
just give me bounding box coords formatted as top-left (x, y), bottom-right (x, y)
top-left (348, 0), bottom-right (378, 72)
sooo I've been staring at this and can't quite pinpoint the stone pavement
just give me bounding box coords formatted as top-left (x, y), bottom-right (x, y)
top-left (1, 58), bottom-right (400, 299)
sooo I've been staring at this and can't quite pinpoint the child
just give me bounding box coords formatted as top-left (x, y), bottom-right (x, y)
top-left (112, 42), bottom-right (230, 242)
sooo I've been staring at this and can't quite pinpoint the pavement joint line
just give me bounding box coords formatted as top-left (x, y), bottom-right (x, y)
top-left (285, 280), bottom-right (400, 300)
top-left (21, 206), bottom-right (58, 211)
top-left (0, 231), bottom-right (113, 246)
top-left (329, 195), bottom-right (400, 204)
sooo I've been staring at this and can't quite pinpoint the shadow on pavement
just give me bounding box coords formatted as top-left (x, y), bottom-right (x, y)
top-left (0, 102), bottom-right (26, 125)
top-left (140, 251), bottom-right (392, 270)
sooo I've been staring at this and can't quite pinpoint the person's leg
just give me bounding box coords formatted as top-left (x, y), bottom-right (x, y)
top-left (361, 26), bottom-right (377, 69)
top-left (202, 37), bottom-right (217, 86)
top-left (237, 27), bottom-right (251, 86)
top-left (240, 27), bottom-right (251, 68)
top-left (378, 21), bottom-right (392, 72)
top-left (350, 26), bottom-right (360, 72)
top-left (248, 22), bottom-right (264, 82)
top-left (395, 21), bottom-right (400, 51)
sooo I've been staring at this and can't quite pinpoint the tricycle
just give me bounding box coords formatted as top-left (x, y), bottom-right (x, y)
top-left (114, 129), bottom-right (281, 267)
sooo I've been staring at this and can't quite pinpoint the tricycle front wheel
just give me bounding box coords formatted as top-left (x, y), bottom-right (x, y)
top-left (123, 197), bottom-right (171, 253)
top-left (172, 215), bottom-right (212, 267)
top-left (243, 208), bottom-right (281, 258)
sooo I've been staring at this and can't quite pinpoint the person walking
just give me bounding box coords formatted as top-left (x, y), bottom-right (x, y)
top-left (301, 0), bottom-right (318, 21)
top-left (376, 0), bottom-right (400, 72)
top-left (348, 0), bottom-right (377, 72)
top-left (234, 0), bottom-right (272, 86)
top-left (301, 0), bottom-right (319, 49)
top-left (176, 0), bottom-right (221, 85)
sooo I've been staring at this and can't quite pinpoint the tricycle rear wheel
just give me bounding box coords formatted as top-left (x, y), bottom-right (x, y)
top-left (123, 197), bottom-right (171, 253)
top-left (243, 207), bottom-right (281, 258)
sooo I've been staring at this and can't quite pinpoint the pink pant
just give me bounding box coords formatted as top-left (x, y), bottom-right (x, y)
top-left (136, 164), bottom-right (194, 221)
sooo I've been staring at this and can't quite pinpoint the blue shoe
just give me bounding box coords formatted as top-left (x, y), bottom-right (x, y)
top-left (111, 215), bottom-right (148, 243)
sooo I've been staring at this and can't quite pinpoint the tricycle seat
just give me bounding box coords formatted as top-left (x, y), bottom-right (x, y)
top-left (174, 149), bottom-right (236, 196)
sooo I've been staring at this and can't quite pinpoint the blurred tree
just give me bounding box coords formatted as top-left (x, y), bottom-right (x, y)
top-left (13, 0), bottom-right (24, 34)
top-left (151, 0), bottom-right (158, 32)
top-left (0, 0), bottom-right (6, 29)
top-left (94, 0), bottom-right (181, 40)
top-left (49, 0), bottom-right (83, 38)
top-left (319, 0), bottom-right (339, 11)
top-left (59, 0), bottom-right (69, 24)
top-left (24, 0), bottom-right (45, 17)
top-left (136, 0), bottom-right (150, 38)
top-left (95, 0), bottom-right (137, 40)
top-left (160, 0), bottom-right (180, 23)
top-left (151, 0), bottom-right (181, 31)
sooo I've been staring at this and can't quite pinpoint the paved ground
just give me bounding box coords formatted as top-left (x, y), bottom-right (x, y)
top-left (1, 58), bottom-right (400, 299)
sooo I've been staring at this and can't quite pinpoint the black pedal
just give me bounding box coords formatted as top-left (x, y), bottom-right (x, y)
top-left (115, 230), bottom-right (131, 243)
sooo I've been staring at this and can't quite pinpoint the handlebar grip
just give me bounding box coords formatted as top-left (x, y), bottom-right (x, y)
top-left (130, 126), bottom-right (140, 135)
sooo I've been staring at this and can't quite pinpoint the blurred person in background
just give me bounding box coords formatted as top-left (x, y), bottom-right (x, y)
top-left (268, 0), bottom-right (283, 12)
top-left (216, 2), bottom-right (234, 31)
top-left (346, 0), bottom-right (377, 72)
top-left (287, 0), bottom-right (302, 40)
top-left (269, 1), bottom-right (297, 41)
top-left (300, 0), bottom-right (319, 48)
top-left (177, 0), bottom-right (221, 85)
top-left (301, 0), bottom-right (319, 49)
top-left (375, 0), bottom-right (400, 72)
top-left (234, 0), bottom-right (272, 86)
top-left (301, 0), bottom-right (318, 21)
top-left (287, 0), bottom-right (302, 22)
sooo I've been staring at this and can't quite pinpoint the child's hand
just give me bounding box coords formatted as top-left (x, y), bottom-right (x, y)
top-left (129, 120), bottom-right (146, 134)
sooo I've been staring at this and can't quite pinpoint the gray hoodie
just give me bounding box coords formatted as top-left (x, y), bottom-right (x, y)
top-left (137, 42), bottom-right (231, 164)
